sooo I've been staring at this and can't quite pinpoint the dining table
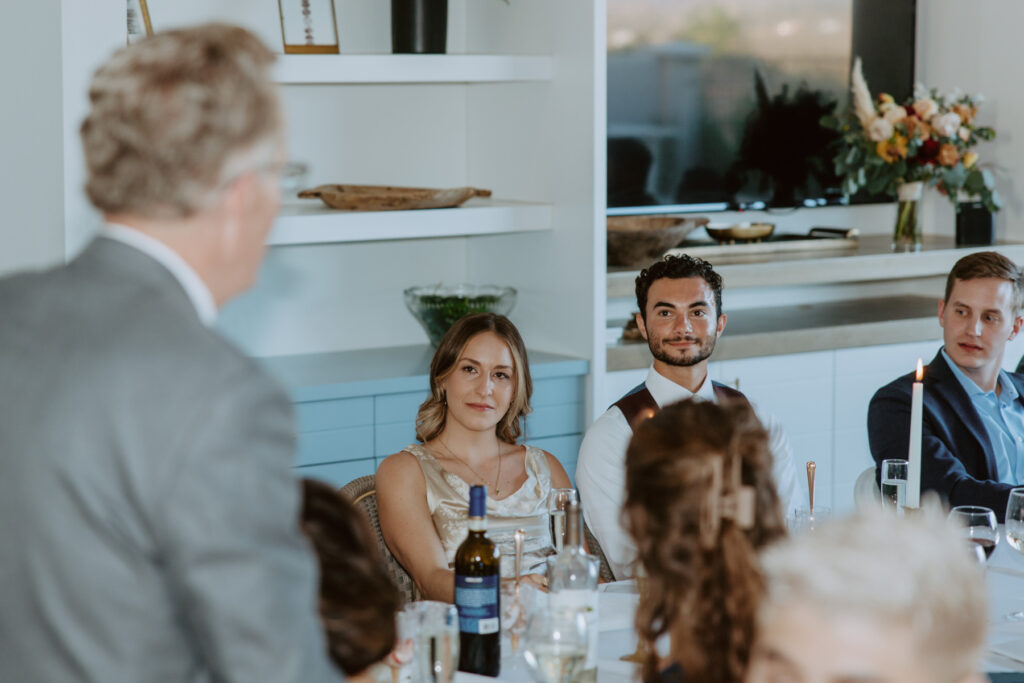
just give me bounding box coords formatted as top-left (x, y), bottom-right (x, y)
top-left (451, 526), bottom-right (1024, 683)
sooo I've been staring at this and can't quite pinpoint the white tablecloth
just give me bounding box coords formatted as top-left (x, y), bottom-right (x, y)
top-left (453, 537), bottom-right (1024, 683)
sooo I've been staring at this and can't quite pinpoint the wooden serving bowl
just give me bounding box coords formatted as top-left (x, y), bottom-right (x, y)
top-left (705, 222), bottom-right (775, 243)
top-left (607, 215), bottom-right (709, 267)
top-left (298, 184), bottom-right (492, 211)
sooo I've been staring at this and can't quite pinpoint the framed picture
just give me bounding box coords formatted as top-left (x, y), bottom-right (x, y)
top-left (126, 0), bottom-right (153, 45)
top-left (278, 0), bottom-right (340, 54)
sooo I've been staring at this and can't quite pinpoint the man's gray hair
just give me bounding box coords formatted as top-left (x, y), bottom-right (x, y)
top-left (759, 506), bottom-right (987, 682)
top-left (80, 23), bottom-right (282, 219)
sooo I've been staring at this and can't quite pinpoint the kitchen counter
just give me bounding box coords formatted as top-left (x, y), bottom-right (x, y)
top-left (607, 235), bottom-right (1024, 297)
top-left (606, 236), bottom-right (1024, 372)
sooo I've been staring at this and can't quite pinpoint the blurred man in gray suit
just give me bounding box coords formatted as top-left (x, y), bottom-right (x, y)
top-left (0, 24), bottom-right (342, 682)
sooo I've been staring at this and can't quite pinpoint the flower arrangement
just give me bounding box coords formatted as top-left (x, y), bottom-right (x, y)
top-left (823, 58), bottom-right (1001, 213)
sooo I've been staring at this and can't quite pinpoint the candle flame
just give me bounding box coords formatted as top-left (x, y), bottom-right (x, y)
top-left (916, 358), bottom-right (924, 382)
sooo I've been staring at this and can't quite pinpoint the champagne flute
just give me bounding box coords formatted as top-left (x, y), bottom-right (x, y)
top-left (949, 505), bottom-right (999, 564)
top-left (523, 607), bottom-right (588, 683)
top-left (547, 488), bottom-right (578, 553)
top-left (1004, 489), bottom-right (1024, 621)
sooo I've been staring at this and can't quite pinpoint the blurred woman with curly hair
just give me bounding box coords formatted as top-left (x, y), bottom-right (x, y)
top-left (624, 398), bottom-right (787, 683)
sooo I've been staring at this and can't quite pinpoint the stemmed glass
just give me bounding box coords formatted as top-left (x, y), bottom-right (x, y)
top-left (547, 488), bottom-right (579, 553)
top-left (1004, 489), bottom-right (1024, 621)
top-left (522, 607), bottom-right (588, 683)
top-left (949, 505), bottom-right (999, 564)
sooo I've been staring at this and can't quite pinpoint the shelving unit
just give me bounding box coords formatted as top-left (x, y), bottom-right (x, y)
top-left (272, 54), bottom-right (554, 84)
top-left (270, 198), bottom-right (552, 245)
top-left (54, 0), bottom-right (604, 420)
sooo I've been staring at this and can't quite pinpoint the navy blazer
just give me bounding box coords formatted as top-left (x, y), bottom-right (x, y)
top-left (867, 350), bottom-right (1024, 521)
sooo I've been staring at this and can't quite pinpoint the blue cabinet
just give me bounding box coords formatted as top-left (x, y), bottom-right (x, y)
top-left (259, 345), bottom-right (589, 488)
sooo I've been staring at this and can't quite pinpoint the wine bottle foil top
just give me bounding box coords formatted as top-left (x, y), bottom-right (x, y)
top-left (469, 485), bottom-right (487, 518)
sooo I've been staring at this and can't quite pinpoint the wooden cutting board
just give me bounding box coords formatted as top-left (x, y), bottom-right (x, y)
top-left (298, 184), bottom-right (492, 211)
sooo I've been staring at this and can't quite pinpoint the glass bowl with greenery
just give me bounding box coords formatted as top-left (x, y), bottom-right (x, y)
top-left (404, 284), bottom-right (517, 347)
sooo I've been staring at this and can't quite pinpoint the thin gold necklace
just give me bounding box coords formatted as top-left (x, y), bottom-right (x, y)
top-left (437, 436), bottom-right (503, 496)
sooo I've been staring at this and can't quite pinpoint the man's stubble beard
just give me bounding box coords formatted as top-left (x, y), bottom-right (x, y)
top-left (647, 333), bottom-right (717, 368)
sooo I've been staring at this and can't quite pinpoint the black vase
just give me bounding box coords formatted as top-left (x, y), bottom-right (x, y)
top-left (955, 201), bottom-right (994, 247)
top-left (391, 0), bottom-right (448, 54)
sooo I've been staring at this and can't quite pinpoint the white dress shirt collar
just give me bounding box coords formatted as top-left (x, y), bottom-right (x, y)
top-left (102, 223), bottom-right (218, 327)
top-left (644, 364), bottom-right (716, 407)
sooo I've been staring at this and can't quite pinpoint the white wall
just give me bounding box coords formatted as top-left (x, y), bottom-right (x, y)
top-left (0, 0), bottom-right (65, 273)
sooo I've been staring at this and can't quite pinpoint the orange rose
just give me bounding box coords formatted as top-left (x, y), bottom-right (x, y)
top-left (964, 151), bottom-right (978, 168)
top-left (953, 103), bottom-right (973, 123)
top-left (905, 117), bottom-right (931, 140)
top-left (937, 143), bottom-right (959, 166)
top-left (877, 134), bottom-right (909, 163)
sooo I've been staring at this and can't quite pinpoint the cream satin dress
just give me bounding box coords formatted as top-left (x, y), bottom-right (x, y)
top-left (404, 443), bottom-right (556, 577)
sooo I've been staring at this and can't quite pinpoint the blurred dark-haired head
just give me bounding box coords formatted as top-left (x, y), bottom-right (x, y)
top-left (300, 478), bottom-right (401, 676)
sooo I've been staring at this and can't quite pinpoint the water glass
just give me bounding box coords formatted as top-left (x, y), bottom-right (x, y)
top-left (523, 607), bottom-right (588, 683)
top-left (393, 601), bottom-right (459, 683)
top-left (949, 505), bottom-right (999, 564)
top-left (547, 488), bottom-right (579, 552)
top-left (880, 459), bottom-right (908, 513)
top-left (788, 506), bottom-right (831, 534)
top-left (1004, 489), bottom-right (1024, 621)
top-left (1006, 489), bottom-right (1024, 553)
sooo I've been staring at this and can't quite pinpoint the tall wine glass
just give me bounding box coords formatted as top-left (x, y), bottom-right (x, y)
top-left (949, 505), bottom-right (999, 564)
top-left (547, 488), bottom-right (579, 553)
top-left (1004, 489), bottom-right (1024, 620)
top-left (523, 608), bottom-right (588, 683)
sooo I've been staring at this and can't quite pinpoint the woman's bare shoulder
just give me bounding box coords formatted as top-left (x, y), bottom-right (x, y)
top-left (377, 449), bottom-right (426, 491)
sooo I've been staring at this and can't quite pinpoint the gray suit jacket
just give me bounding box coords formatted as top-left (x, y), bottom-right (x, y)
top-left (0, 238), bottom-right (341, 682)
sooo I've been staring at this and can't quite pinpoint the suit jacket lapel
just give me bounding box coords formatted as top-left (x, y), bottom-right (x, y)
top-left (928, 351), bottom-right (998, 478)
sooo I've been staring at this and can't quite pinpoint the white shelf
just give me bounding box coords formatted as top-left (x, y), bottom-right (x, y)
top-left (272, 54), bottom-right (554, 84)
top-left (268, 197), bottom-right (553, 245)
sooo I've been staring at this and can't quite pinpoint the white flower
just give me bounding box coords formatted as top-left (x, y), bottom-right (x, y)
top-left (959, 126), bottom-right (971, 142)
top-left (913, 98), bottom-right (939, 120)
top-left (867, 117), bottom-right (894, 142)
top-left (932, 111), bottom-right (961, 138)
top-left (883, 106), bottom-right (906, 124)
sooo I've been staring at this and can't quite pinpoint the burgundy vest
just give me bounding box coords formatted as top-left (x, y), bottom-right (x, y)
top-left (613, 381), bottom-right (751, 431)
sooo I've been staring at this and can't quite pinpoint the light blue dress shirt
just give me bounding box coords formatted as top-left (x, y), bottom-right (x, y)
top-left (942, 348), bottom-right (1024, 484)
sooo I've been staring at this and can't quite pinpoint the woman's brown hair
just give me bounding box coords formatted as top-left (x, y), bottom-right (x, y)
top-left (624, 399), bottom-right (787, 683)
top-left (300, 478), bottom-right (402, 676)
top-left (415, 313), bottom-right (533, 444)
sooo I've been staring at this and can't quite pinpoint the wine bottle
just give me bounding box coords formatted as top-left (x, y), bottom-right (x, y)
top-left (454, 485), bottom-right (501, 677)
top-left (547, 502), bottom-right (599, 683)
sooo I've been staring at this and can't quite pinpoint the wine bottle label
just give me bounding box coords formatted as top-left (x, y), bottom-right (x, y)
top-left (454, 574), bottom-right (500, 635)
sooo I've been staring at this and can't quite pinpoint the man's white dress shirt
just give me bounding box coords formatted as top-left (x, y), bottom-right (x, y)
top-left (575, 365), bottom-right (800, 579)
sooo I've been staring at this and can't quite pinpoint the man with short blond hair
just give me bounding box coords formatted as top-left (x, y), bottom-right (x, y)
top-left (869, 251), bottom-right (1024, 518)
top-left (747, 508), bottom-right (988, 683)
top-left (0, 25), bottom-right (341, 682)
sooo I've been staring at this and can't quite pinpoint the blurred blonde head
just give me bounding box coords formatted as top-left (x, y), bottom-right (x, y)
top-left (748, 504), bottom-right (987, 683)
top-left (80, 23), bottom-right (283, 219)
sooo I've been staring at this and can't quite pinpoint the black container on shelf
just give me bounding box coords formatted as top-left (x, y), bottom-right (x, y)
top-left (391, 0), bottom-right (447, 54)
top-left (955, 201), bottom-right (994, 247)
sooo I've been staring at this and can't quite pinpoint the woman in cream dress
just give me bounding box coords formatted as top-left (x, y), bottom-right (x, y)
top-left (377, 313), bottom-right (573, 602)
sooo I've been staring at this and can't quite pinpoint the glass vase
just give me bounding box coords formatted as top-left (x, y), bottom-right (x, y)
top-left (892, 181), bottom-right (923, 252)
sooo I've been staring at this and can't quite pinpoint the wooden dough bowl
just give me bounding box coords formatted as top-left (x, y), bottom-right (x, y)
top-left (298, 184), bottom-right (492, 211)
